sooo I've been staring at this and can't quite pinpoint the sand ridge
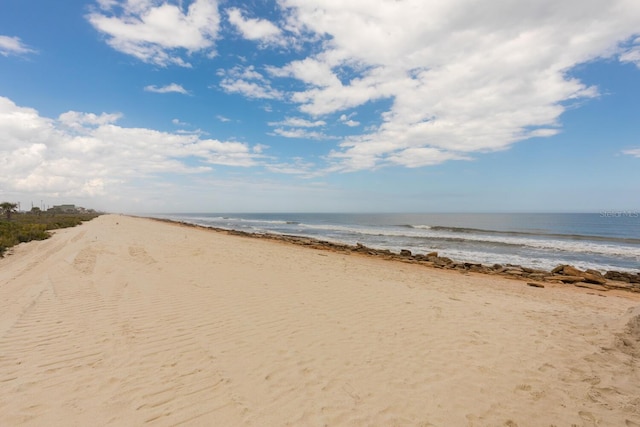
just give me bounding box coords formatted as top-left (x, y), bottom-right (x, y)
top-left (1, 214), bottom-right (639, 426)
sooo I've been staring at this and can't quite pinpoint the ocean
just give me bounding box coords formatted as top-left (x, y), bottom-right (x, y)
top-left (153, 212), bottom-right (640, 273)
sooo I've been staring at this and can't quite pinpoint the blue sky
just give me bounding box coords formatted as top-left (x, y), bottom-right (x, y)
top-left (1, 0), bottom-right (639, 213)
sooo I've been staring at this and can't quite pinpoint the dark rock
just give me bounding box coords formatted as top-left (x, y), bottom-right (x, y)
top-left (400, 249), bottom-right (412, 257)
top-left (464, 262), bottom-right (482, 269)
top-left (528, 282), bottom-right (545, 288)
top-left (546, 275), bottom-right (584, 283)
top-left (605, 271), bottom-right (633, 283)
top-left (437, 257), bottom-right (453, 265)
top-left (581, 271), bottom-right (607, 285)
top-left (505, 269), bottom-right (524, 276)
top-left (605, 282), bottom-right (635, 291)
top-left (426, 251), bottom-right (438, 258)
top-left (549, 265), bottom-right (609, 284)
top-left (353, 243), bottom-right (371, 253)
top-left (562, 265), bottom-right (583, 276)
top-left (575, 282), bottom-right (608, 291)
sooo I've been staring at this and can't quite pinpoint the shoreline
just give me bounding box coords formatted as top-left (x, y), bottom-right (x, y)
top-left (1, 214), bottom-right (640, 425)
top-left (148, 216), bottom-right (640, 294)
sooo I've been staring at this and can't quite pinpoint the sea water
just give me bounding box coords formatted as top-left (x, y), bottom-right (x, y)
top-left (154, 212), bottom-right (640, 273)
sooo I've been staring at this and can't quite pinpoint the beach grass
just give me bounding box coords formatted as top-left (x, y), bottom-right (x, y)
top-left (0, 212), bottom-right (100, 256)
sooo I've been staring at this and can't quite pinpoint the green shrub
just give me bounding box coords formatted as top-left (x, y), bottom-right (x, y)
top-left (16, 224), bottom-right (50, 242)
top-left (0, 212), bottom-right (99, 257)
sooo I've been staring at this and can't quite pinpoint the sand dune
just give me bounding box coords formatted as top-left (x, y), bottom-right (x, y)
top-left (1, 214), bottom-right (639, 426)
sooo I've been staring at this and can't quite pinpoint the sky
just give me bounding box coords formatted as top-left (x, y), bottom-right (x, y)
top-left (0, 0), bottom-right (639, 213)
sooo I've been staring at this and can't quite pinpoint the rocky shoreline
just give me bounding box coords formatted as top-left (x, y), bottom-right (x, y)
top-left (152, 217), bottom-right (640, 293)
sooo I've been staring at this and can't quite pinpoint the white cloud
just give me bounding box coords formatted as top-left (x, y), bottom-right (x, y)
top-left (268, 0), bottom-right (640, 170)
top-left (269, 57), bottom-right (341, 88)
top-left (265, 157), bottom-right (316, 175)
top-left (271, 128), bottom-right (333, 140)
top-left (339, 114), bottom-right (359, 127)
top-left (387, 148), bottom-right (471, 168)
top-left (144, 83), bottom-right (190, 94)
top-left (217, 65), bottom-right (265, 81)
top-left (227, 7), bottom-right (283, 45)
top-left (0, 96), bottom-right (264, 200)
top-left (175, 128), bottom-right (206, 136)
top-left (220, 79), bottom-right (283, 99)
top-left (267, 116), bottom-right (332, 140)
top-left (620, 37), bottom-right (640, 68)
top-left (218, 65), bottom-right (284, 99)
top-left (172, 118), bottom-right (189, 126)
top-left (58, 111), bottom-right (123, 129)
top-left (88, 0), bottom-right (220, 67)
top-left (96, 0), bottom-right (119, 10)
top-left (623, 148), bottom-right (640, 157)
top-left (216, 115), bottom-right (232, 122)
top-left (0, 35), bottom-right (37, 56)
top-left (268, 117), bottom-right (326, 127)
top-left (252, 144), bottom-right (269, 153)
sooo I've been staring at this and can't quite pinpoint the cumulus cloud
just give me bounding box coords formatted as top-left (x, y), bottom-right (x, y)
top-left (88, 0), bottom-right (220, 67)
top-left (266, 0), bottom-right (640, 170)
top-left (227, 7), bottom-right (283, 45)
top-left (0, 35), bottom-right (37, 56)
top-left (267, 116), bottom-right (332, 140)
top-left (144, 83), bottom-right (190, 94)
top-left (218, 65), bottom-right (284, 99)
top-left (59, 111), bottom-right (123, 128)
top-left (339, 114), bottom-right (359, 127)
top-left (220, 79), bottom-right (283, 99)
top-left (0, 96), bottom-right (263, 199)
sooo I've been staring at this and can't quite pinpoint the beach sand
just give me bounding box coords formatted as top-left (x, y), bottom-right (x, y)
top-left (1, 214), bottom-right (639, 426)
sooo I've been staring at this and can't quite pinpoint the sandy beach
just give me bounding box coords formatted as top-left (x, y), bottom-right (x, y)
top-left (1, 214), bottom-right (639, 426)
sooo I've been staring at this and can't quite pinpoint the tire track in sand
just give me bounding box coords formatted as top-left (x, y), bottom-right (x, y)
top-left (0, 226), bottom-right (247, 425)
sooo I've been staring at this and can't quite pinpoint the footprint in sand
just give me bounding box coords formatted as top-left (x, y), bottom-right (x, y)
top-left (128, 246), bottom-right (156, 265)
top-left (72, 248), bottom-right (97, 274)
top-left (579, 410), bottom-right (598, 426)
